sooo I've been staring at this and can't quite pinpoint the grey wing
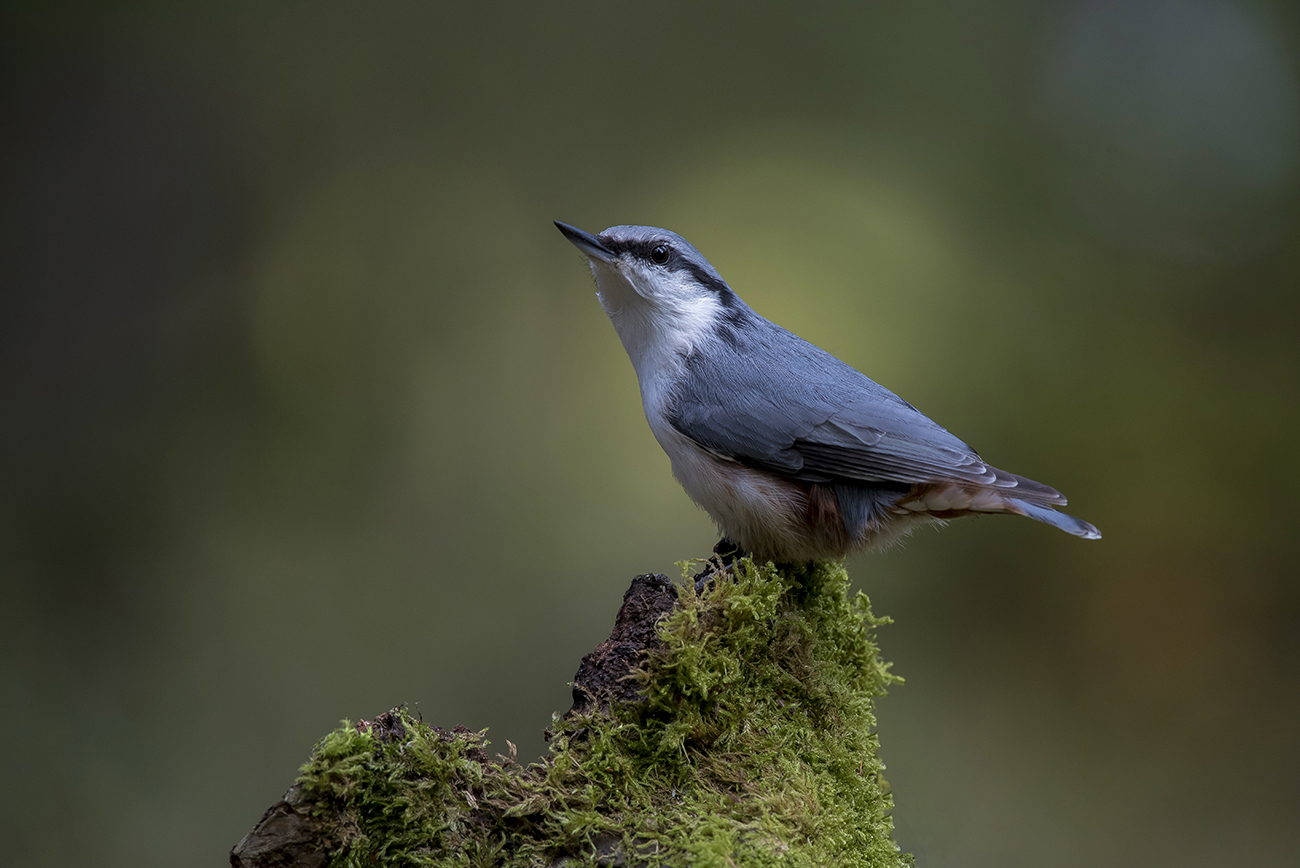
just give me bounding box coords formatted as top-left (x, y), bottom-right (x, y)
top-left (668, 324), bottom-right (1067, 505)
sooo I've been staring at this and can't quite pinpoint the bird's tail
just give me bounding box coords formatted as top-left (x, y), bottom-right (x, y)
top-left (1009, 500), bottom-right (1102, 540)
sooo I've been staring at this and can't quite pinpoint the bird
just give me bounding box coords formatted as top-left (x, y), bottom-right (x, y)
top-left (555, 221), bottom-right (1100, 563)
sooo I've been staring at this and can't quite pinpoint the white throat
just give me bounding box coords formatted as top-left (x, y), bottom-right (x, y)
top-left (589, 259), bottom-right (724, 421)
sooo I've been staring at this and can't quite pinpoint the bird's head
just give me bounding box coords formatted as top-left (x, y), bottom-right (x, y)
top-left (559, 220), bottom-right (743, 318)
top-left (555, 222), bottom-right (746, 368)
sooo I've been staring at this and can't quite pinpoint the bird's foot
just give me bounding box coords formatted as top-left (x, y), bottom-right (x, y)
top-left (692, 538), bottom-right (748, 593)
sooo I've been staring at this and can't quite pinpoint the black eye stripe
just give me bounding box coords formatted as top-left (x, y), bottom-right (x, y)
top-left (601, 238), bottom-right (663, 260)
top-left (679, 261), bottom-right (733, 299)
top-left (599, 237), bottom-right (733, 298)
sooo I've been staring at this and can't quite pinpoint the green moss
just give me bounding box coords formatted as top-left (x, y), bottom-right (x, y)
top-left (296, 560), bottom-right (912, 867)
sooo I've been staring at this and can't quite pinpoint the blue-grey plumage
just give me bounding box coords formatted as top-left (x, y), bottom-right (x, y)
top-left (555, 221), bottom-right (1101, 562)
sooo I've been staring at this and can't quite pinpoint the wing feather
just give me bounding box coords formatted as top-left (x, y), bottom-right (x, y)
top-left (667, 318), bottom-right (1065, 505)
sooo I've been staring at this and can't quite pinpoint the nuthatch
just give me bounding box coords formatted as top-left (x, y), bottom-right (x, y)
top-left (556, 221), bottom-right (1100, 562)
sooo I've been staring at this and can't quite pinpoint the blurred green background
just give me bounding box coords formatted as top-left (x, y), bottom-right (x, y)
top-left (3, 1), bottom-right (1298, 865)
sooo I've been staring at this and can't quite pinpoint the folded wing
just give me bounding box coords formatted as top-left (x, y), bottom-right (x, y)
top-left (667, 319), bottom-right (1067, 507)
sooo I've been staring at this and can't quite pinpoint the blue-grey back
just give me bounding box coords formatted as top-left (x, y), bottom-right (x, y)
top-left (667, 307), bottom-right (999, 486)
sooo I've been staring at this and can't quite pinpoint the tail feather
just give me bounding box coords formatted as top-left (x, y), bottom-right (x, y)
top-left (1011, 500), bottom-right (1101, 540)
top-left (990, 467), bottom-right (1068, 506)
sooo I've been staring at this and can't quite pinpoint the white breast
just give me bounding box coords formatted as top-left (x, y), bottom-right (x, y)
top-left (588, 258), bottom-right (723, 431)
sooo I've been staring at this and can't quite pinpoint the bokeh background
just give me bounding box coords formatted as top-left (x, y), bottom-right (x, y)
top-left (3, 1), bottom-right (1299, 865)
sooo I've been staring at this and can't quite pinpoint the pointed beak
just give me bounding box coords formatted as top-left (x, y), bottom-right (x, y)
top-left (555, 221), bottom-right (616, 263)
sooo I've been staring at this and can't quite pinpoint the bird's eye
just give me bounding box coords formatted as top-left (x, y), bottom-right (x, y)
top-left (650, 243), bottom-right (671, 265)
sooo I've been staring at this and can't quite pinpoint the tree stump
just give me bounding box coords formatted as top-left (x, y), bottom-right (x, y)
top-left (231, 560), bottom-right (911, 867)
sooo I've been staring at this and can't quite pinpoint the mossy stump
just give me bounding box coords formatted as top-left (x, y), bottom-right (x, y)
top-left (232, 559), bottom-right (912, 867)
